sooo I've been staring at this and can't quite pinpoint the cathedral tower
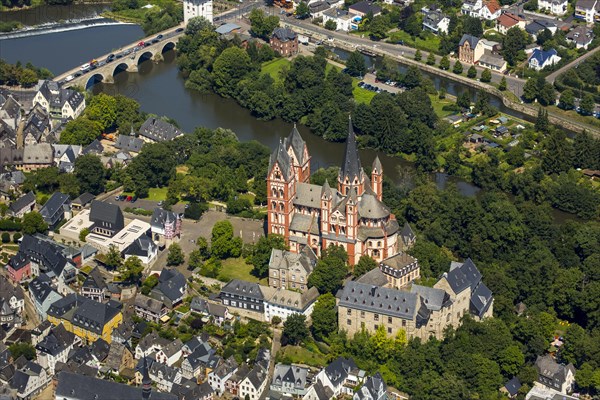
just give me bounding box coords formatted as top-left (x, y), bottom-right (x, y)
top-left (371, 156), bottom-right (383, 202)
top-left (338, 117), bottom-right (365, 197)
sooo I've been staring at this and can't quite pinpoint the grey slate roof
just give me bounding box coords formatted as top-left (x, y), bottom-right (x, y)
top-left (355, 372), bottom-right (387, 400)
top-left (289, 213), bottom-right (319, 235)
top-left (124, 236), bottom-right (156, 258)
top-left (269, 248), bottom-right (316, 276)
top-left (503, 376), bottom-right (521, 397)
top-left (380, 252), bottom-right (418, 277)
top-left (154, 269), bottom-right (186, 302)
top-left (29, 275), bottom-right (59, 304)
top-left (311, 380), bottom-right (334, 400)
top-left (48, 294), bottom-right (120, 335)
top-left (272, 27), bottom-right (297, 42)
top-left (82, 267), bottom-right (107, 291)
top-left (340, 118), bottom-right (363, 185)
top-left (55, 371), bottom-right (177, 400)
top-left (358, 193), bottom-right (390, 219)
top-left (72, 192), bottom-right (95, 207)
top-left (411, 285), bottom-right (451, 312)
top-left (338, 281), bottom-right (418, 320)
top-left (356, 268), bottom-right (389, 286)
top-left (459, 34), bottom-right (479, 48)
top-left (19, 235), bottom-right (73, 278)
top-left (39, 192), bottom-right (69, 220)
top-left (89, 200), bottom-right (124, 232)
top-left (151, 208), bottom-right (180, 229)
top-left (323, 357), bottom-right (358, 387)
top-left (135, 293), bottom-right (164, 314)
top-left (269, 140), bottom-right (293, 181)
top-left (272, 364), bottom-right (309, 389)
top-left (220, 279), bottom-right (264, 300)
top-left (293, 182), bottom-right (322, 208)
top-left (245, 365), bottom-right (267, 389)
top-left (9, 192), bottom-right (35, 215)
top-left (190, 297), bottom-right (228, 318)
top-left (139, 117), bottom-right (183, 142)
top-left (535, 355), bottom-right (575, 386)
top-left (287, 124), bottom-right (306, 164)
top-left (349, 0), bottom-right (381, 14)
top-left (82, 139), bottom-right (104, 155)
top-left (445, 258), bottom-right (481, 294)
top-left (114, 134), bottom-right (144, 153)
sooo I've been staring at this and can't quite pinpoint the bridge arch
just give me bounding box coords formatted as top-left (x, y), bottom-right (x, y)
top-left (162, 41), bottom-right (176, 53)
top-left (85, 73), bottom-right (104, 89)
top-left (137, 51), bottom-right (154, 65)
top-left (113, 62), bottom-right (129, 76)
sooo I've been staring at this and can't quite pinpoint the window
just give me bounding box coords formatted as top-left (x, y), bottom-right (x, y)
top-left (347, 309), bottom-right (352, 315)
top-left (388, 316), bottom-right (392, 324)
top-left (402, 320), bottom-right (406, 327)
top-left (374, 324), bottom-right (378, 330)
top-left (388, 327), bottom-right (392, 334)
top-left (374, 313), bottom-right (379, 321)
top-left (347, 319), bottom-right (351, 325)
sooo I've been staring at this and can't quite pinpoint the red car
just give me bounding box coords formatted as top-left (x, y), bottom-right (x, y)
top-left (138, 41), bottom-right (145, 47)
top-left (126, 196), bottom-right (133, 202)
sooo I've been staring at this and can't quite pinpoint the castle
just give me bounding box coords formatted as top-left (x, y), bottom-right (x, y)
top-left (267, 119), bottom-right (400, 265)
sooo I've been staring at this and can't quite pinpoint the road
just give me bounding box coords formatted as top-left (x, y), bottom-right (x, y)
top-left (546, 43), bottom-right (600, 83)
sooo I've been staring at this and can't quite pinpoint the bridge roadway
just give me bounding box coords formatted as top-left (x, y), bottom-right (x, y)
top-left (55, 23), bottom-right (185, 90)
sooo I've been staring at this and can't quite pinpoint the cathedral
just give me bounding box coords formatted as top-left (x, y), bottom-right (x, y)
top-left (267, 118), bottom-right (400, 265)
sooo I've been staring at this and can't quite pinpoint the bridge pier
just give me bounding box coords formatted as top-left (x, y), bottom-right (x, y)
top-left (127, 64), bottom-right (138, 73)
top-left (103, 75), bottom-right (115, 84)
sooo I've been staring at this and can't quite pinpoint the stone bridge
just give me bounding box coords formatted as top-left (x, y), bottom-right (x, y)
top-left (55, 24), bottom-right (185, 90)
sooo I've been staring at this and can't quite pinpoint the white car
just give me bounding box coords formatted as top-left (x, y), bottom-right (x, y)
top-left (80, 63), bottom-right (90, 72)
top-left (65, 75), bottom-right (74, 82)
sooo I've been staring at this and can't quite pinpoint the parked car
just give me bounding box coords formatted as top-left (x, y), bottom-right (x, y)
top-left (131, 196), bottom-right (137, 203)
top-left (106, 54), bottom-right (115, 62)
top-left (65, 75), bottom-right (74, 82)
top-left (156, 34), bottom-right (163, 39)
top-left (176, 27), bottom-right (184, 32)
top-left (80, 63), bottom-right (91, 72)
top-left (115, 195), bottom-right (120, 201)
top-left (126, 196), bottom-right (133, 202)
top-left (157, 201), bottom-right (163, 206)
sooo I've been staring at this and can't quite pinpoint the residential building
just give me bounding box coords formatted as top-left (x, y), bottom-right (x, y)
top-left (539, 0), bottom-right (568, 14)
top-left (529, 48), bottom-right (561, 70)
top-left (303, 381), bottom-right (334, 400)
top-left (138, 117), bottom-right (183, 143)
top-left (478, 52), bottom-right (507, 72)
top-left (184, 0), bottom-right (213, 24)
top-left (134, 293), bottom-right (168, 323)
top-left (155, 339), bottom-right (184, 367)
top-left (316, 357), bottom-right (364, 396)
top-left (575, 0), bottom-right (596, 22)
top-left (135, 331), bottom-right (170, 359)
top-left (566, 25), bottom-right (595, 49)
top-left (524, 385), bottom-right (578, 400)
top-left (105, 341), bottom-right (135, 374)
top-left (458, 34), bottom-right (481, 64)
top-left (32, 80), bottom-right (86, 122)
top-left (348, 0), bottom-right (381, 17)
top-left (268, 247), bottom-right (317, 292)
top-left (462, 0), bottom-right (501, 19)
top-left (22, 104), bottom-right (51, 146)
top-left (150, 269), bottom-right (187, 309)
top-left (10, 361), bottom-right (49, 399)
top-left (271, 364), bottom-right (311, 396)
top-left (39, 192), bottom-right (71, 228)
top-left (8, 191), bottom-right (35, 218)
top-left (147, 358), bottom-right (183, 392)
top-left (219, 279), bottom-right (266, 313)
top-left (7, 252), bottom-right (32, 283)
top-left (271, 27), bottom-right (299, 56)
top-left (226, 364), bottom-right (250, 395)
top-left (47, 294), bottom-right (123, 344)
top-left (496, 12), bottom-right (526, 35)
top-left (267, 123), bottom-right (400, 265)
top-left (89, 200), bottom-right (124, 237)
top-left (379, 252), bottom-right (419, 289)
top-left (114, 134), bottom-right (144, 154)
top-left (190, 297), bottom-right (230, 326)
top-left (150, 207), bottom-right (182, 246)
top-left (421, 7), bottom-right (450, 34)
top-left (500, 376), bottom-right (522, 399)
top-left (525, 20), bottom-right (558, 39)
top-left (82, 139), bottom-right (104, 156)
top-left (53, 144), bottom-right (82, 173)
top-left (239, 366), bottom-right (268, 400)
top-left (80, 267), bottom-right (107, 302)
top-left (181, 340), bottom-right (217, 379)
top-left (35, 324), bottom-right (75, 375)
top-left (71, 192), bottom-right (95, 211)
top-left (354, 373), bottom-right (387, 400)
top-left (124, 235), bottom-right (158, 265)
top-left (19, 143), bottom-right (54, 171)
top-left (55, 370), bottom-right (177, 400)
top-left (263, 286), bottom-right (320, 323)
top-left (535, 355), bottom-right (576, 393)
top-left (322, 9), bottom-right (356, 32)
top-left (208, 356), bottom-right (238, 395)
top-left (0, 276), bottom-right (25, 327)
top-left (28, 275), bottom-right (62, 320)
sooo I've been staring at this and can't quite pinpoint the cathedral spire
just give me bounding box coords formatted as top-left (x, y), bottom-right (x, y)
top-left (339, 116), bottom-right (362, 186)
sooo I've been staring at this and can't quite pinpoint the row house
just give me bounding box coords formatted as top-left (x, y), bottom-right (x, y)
top-left (80, 267), bottom-right (108, 302)
top-left (10, 361), bottom-right (50, 399)
top-left (35, 323), bottom-right (75, 375)
top-left (239, 365), bottom-right (268, 400)
top-left (263, 286), bottom-right (319, 323)
top-left (190, 297), bottom-right (231, 326)
top-left (134, 293), bottom-right (168, 323)
top-left (33, 80), bottom-right (85, 123)
top-left (0, 276), bottom-right (25, 328)
top-left (208, 356), bottom-right (238, 395)
top-left (268, 247), bottom-right (317, 292)
top-left (181, 341), bottom-right (218, 380)
top-left (29, 275), bottom-right (63, 320)
top-left (150, 269), bottom-right (187, 309)
top-left (135, 331), bottom-right (170, 359)
top-left (8, 191), bottom-right (35, 218)
top-left (315, 357), bottom-right (365, 397)
top-left (271, 364), bottom-right (311, 397)
top-left (155, 339), bottom-right (184, 367)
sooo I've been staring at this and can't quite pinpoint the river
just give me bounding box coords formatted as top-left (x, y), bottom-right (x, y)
top-left (2, 21), bottom-right (585, 222)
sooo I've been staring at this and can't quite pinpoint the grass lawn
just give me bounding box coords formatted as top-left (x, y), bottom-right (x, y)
top-left (387, 30), bottom-right (440, 54)
top-left (277, 345), bottom-right (329, 367)
top-left (353, 82), bottom-right (376, 104)
top-left (218, 257), bottom-right (267, 285)
top-left (80, 265), bottom-right (94, 275)
top-left (261, 58), bottom-right (291, 82)
top-left (429, 95), bottom-right (457, 118)
top-left (102, 0), bottom-right (181, 24)
top-left (146, 187), bottom-right (168, 201)
top-left (548, 106), bottom-right (600, 129)
top-left (239, 193), bottom-right (255, 204)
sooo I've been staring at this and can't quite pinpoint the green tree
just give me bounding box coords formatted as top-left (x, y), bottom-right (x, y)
top-left (86, 93), bottom-right (118, 131)
top-left (211, 220), bottom-right (242, 259)
top-left (480, 68), bottom-right (492, 83)
top-left (559, 89), bottom-right (575, 110)
top-left (295, 1), bottom-right (310, 18)
top-left (311, 293), bottom-right (337, 341)
top-left (308, 245), bottom-right (348, 294)
top-left (538, 83), bottom-right (556, 106)
top-left (59, 117), bottom-right (102, 146)
top-left (523, 78), bottom-right (538, 102)
top-left (141, 274), bottom-right (159, 295)
top-left (503, 27), bottom-right (529, 66)
top-left (196, 236), bottom-right (210, 259)
top-left (535, 107), bottom-right (549, 133)
top-left (369, 15), bottom-right (390, 40)
top-left (9, 343), bottom-right (36, 360)
top-left (120, 255), bottom-right (144, 282)
top-left (1, 232), bottom-right (10, 243)
top-left (346, 51), bottom-right (367, 77)
top-left (22, 211), bottom-right (47, 235)
top-left (414, 49), bottom-right (422, 61)
top-left (212, 47), bottom-right (254, 98)
top-left (325, 19), bottom-right (337, 30)
top-left (19, 68), bottom-right (38, 87)
top-left (188, 249), bottom-right (204, 271)
top-left (247, 234), bottom-right (286, 278)
top-left (580, 93), bottom-right (595, 115)
top-left (12, 232), bottom-right (21, 243)
top-left (467, 65), bottom-right (477, 78)
top-left (354, 255), bottom-right (377, 277)
top-left (185, 16), bottom-right (214, 35)
top-left (79, 228), bottom-right (90, 242)
top-left (426, 52), bottom-right (436, 65)
top-left (167, 243), bottom-right (185, 266)
top-left (457, 92), bottom-right (471, 109)
top-left (283, 313), bottom-right (309, 345)
top-left (498, 345), bottom-right (525, 376)
top-left (58, 174), bottom-right (80, 199)
top-left (499, 76), bottom-right (507, 91)
top-left (249, 9), bottom-right (280, 39)
top-left (542, 129), bottom-right (573, 174)
top-left (75, 154), bottom-right (106, 195)
top-left (439, 55), bottom-right (450, 70)
top-left (453, 60), bottom-right (463, 75)
top-left (104, 245), bottom-right (123, 270)
top-left (271, 316), bottom-right (282, 325)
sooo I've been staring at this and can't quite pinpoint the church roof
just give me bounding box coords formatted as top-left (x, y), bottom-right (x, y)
top-left (286, 124), bottom-right (306, 164)
top-left (339, 117), bottom-right (362, 184)
top-left (269, 141), bottom-right (293, 180)
top-left (358, 193), bottom-right (390, 219)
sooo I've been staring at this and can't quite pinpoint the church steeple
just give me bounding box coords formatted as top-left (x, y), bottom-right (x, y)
top-left (338, 116), bottom-right (364, 196)
top-left (142, 357), bottom-right (152, 400)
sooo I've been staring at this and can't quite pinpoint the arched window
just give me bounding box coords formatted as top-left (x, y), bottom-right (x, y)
top-left (278, 189), bottom-right (284, 198)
